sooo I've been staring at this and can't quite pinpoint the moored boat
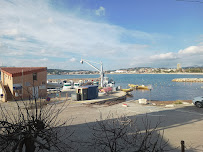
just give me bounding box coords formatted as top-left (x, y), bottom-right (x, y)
top-left (137, 85), bottom-right (149, 90)
top-left (128, 84), bottom-right (149, 90)
top-left (128, 84), bottom-right (138, 88)
top-left (121, 88), bottom-right (133, 93)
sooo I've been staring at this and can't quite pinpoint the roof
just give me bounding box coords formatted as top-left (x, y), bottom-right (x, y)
top-left (1, 67), bottom-right (47, 77)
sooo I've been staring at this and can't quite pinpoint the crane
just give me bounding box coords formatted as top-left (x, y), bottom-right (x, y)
top-left (80, 58), bottom-right (104, 87)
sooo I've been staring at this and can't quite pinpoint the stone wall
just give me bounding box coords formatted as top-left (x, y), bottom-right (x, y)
top-left (172, 78), bottom-right (203, 82)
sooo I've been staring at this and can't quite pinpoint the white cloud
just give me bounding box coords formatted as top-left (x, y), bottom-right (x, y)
top-left (15, 37), bottom-right (26, 41)
top-left (47, 17), bottom-right (53, 23)
top-left (0, 29), bottom-right (18, 36)
top-left (40, 58), bottom-right (48, 61)
top-left (178, 45), bottom-right (203, 55)
top-left (150, 52), bottom-right (177, 60)
top-left (0, 0), bottom-right (176, 69)
top-left (70, 58), bottom-right (76, 62)
top-left (145, 44), bottom-right (203, 68)
top-left (95, 6), bottom-right (105, 16)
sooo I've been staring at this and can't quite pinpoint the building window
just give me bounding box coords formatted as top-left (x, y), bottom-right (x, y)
top-left (25, 82), bottom-right (31, 86)
top-left (33, 73), bottom-right (37, 81)
top-left (42, 81), bottom-right (46, 85)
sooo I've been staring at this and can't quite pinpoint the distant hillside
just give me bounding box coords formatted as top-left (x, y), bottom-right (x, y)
top-left (47, 69), bottom-right (92, 75)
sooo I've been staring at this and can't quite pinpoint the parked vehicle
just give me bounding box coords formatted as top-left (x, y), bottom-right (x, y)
top-left (192, 96), bottom-right (203, 108)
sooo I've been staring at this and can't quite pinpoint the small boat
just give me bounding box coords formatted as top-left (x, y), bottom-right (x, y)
top-left (128, 84), bottom-right (138, 88)
top-left (121, 88), bottom-right (133, 93)
top-left (137, 85), bottom-right (149, 90)
top-left (128, 84), bottom-right (149, 90)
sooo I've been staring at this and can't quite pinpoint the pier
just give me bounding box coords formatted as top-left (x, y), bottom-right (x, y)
top-left (172, 78), bottom-right (203, 82)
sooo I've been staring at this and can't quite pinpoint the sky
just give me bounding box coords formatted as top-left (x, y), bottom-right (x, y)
top-left (0, 0), bottom-right (203, 70)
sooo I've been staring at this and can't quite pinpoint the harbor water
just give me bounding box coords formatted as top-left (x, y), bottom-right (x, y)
top-left (48, 74), bottom-right (203, 101)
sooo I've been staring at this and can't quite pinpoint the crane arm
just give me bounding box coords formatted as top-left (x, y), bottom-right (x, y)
top-left (81, 59), bottom-right (100, 72)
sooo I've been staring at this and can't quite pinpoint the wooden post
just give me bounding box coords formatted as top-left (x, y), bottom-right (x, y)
top-left (181, 140), bottom-right (185, 152)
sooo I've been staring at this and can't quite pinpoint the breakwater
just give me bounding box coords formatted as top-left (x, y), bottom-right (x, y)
top-left (172, 78), bottom-right (203, 82)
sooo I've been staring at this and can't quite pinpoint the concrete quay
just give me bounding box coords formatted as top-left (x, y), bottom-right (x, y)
top-left (73, 91), bottom-right (126, 105)
top-left (172, 78), bottom-right (203, 82)
top-left (0, 91), bottom-right (127, 109)
top-left (58, 98), bottom-right (203, 151)
top-left (1, 91), bottom-right (203, 151)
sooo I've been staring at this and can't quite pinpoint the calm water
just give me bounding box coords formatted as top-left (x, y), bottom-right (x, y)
top-left (48, 74), bottom-right (203, 101)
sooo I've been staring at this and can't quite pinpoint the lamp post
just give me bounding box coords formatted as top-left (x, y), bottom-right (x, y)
top-left (148, 85), bottom-right (152, 103)
top-left (80, 59), bottom-right (104, 87)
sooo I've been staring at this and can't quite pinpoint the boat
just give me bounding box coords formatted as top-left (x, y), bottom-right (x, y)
top-left (121, 88), bottom-right (133, 93)
top-left (62, 82), bottom-right (74, 91)
top-left (103, 77), bottom-right (115, 87)
top-left (137, 85), bottom-right (149, 90)
top-left (128, 84), bottom-right (149, 90)
top-left (47, 81), bottom-right (63, 89)
top-left (73, 82), bottom-right (80, 88)
top-left (128, 84), bottom-right (138, 88)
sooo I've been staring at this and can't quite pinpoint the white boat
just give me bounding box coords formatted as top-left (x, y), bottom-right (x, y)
top-left (103, 77), bottom-right (115, 87)
top-left (62, 82), bottom-right (74, 91)
top-left (47, 81), bottom-right (63, 89)
top-left (73, 83), bottom-right (80, 88)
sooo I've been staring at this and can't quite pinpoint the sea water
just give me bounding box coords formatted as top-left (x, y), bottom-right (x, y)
top-left (48, 74), bottom-right (203, 101)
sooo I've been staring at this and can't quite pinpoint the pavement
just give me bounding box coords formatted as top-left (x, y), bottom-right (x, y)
top-left (59, 99), bottom-right (203, 152)
top-left (1, 91), bottom-right (203, 151)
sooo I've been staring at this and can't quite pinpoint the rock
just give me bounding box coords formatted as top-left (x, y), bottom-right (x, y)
top-left (182, 102), bottom-right (190, 104)
top-left (165, 104), bottom-right (175, 108)
top-left (139, 98), bottom-right (148, 104)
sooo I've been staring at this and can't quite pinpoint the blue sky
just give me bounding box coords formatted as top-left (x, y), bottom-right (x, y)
top-left (0, 0), bottom-right (203, 70)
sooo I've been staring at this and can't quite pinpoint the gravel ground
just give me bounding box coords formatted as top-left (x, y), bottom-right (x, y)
top-left (150, 100), bottom-right (192, 106)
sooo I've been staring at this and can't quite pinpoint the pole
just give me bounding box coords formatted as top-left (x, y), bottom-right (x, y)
top-left (148, 85), bottom-right (152, 104)
top-left (149, 89), bottom-right (151, 103)
top-left (22, 69), bottom-right (23, 100)
top-left (181, 140), bottom-right (185, 152)
top-left (100, 61), bottom-right (103, 87)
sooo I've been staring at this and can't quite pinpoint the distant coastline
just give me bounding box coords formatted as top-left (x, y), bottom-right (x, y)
top-left (47, 72), bottom-right (203, 76)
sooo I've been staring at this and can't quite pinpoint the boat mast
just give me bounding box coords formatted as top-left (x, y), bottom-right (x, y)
top-left (80, 58), bottom-right (104, 87)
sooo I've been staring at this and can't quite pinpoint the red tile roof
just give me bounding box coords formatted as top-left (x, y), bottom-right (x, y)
top-left (1, 67), bottom-right (47, 77)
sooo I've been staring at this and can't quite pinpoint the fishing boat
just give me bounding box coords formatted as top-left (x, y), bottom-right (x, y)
top-left (47, 81), bottom-right (63, 88)
top-left (137, 85), bottom-right (149, 90)
top-left (128, 84), bottom-right (138, 88)
top-left (73, 83), bottom-right (80, 88)
top-left (128, 84), bottom-right (149, 90)
top-left (121, 88), bottom-right (133, 93)
top-left (62, 81), bottom-right (74, 91)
